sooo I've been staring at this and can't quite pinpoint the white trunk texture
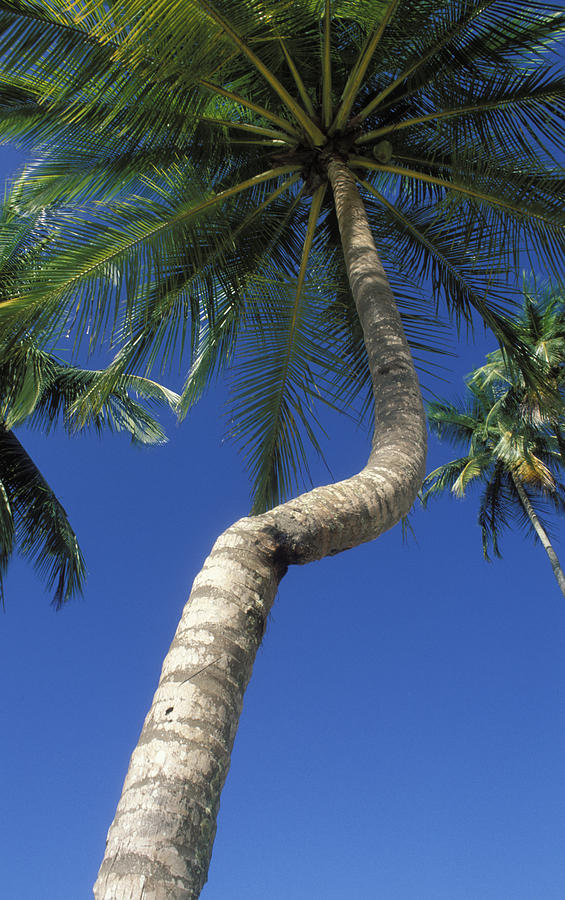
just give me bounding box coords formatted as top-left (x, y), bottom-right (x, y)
top-left (94, 157), bottom-right (427, 899)
top-left (511, 472), bottom-right (565, 598)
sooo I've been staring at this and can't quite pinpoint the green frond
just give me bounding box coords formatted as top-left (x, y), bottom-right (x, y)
top-left (478, 460), bottom-right (508, 559)
top-left (427, 398), bottom-right (483, 445)
top-left (198, 79), bottom-right (300, 138)
top-left (350, 154), bottom-right (565, 294)
top-left (470, 284), bottom-right (565, 414)
top-left (0, 212), bottom-right (179, 601)
top-left (62, 369), bottom-right (179, 445)
top-left (350, 157), bottom-right (565, 230)
top-left (124, 0), bottom-right (327, 145)
top-left (422, 455), bottom-right (477, 502)
top-left (452, 452), bottom-right (492, 496)
top-left (0, 425), bottom-right (85, 607)
top-left (177, 297), bottom-right (240, 418)
top-left (227, 267), bottom-right (341, 513)
top-left (356, 67), bottom-right (565, 145)
top-left (87, 174), bottom-right (304, 411)
top-left (229, 185), bottom-right (327, 513)
top-left (356, 176), bottom-right (525, 346)
top-left (0, 165), bottom-right (299, 353)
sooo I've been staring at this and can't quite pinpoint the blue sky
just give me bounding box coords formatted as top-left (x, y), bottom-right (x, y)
top-left (1, 143), bottom-right (564, 900)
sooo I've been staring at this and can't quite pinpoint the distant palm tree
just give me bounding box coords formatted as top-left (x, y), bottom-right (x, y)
top-left (471, 283), bottom-right (565, 422)
top-left (0, 212), bottom-right (179, 605)
top-left (0, 1), bottom-right (563, 896)
top-left (424, 289), bottom-right (565, 597)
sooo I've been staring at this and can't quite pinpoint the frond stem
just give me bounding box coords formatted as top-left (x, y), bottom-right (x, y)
top-left (196, 0), bottom-right (326, 146)
top-left (350, 156), bottom-right (561, 226)
top-left (229, 139), bottom-right (292, 146)
top-left (198, 80), bottom-right (299, 137)
top-left (279, 39), bottom-right (316, 117)
top-left (200, 116), bottom-right (295, 142)
top-left (321, 0), bottom-right (332, 128)
top-left (329, 0), bottom-right (402, 135)
top-left (295, 185), bottom-right (326, 322)
top-left (356, 89), bottom-right (565, 144)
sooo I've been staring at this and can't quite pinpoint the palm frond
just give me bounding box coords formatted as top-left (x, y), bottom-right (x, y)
top-left (478, 460), bottom-right (509, 559)
top-left (422, 454), bottom-right (478, 501)
top-left (0, 425), bottom-right (85, 607)
top-left (228, 187), bottom-right (336, 512)
top-left (0, 339), bottom-right (179, 443)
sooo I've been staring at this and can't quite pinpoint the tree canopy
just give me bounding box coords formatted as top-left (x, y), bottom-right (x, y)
top-left (0, 0), bottom-right (562, 511)
top-left (424, 287), bottom-right (565, 592)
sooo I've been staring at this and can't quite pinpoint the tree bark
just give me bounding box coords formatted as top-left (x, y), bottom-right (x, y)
top-left (510, 471), bottom-right (565, 598)
top-left (94, 157), bottom-right (427, 899)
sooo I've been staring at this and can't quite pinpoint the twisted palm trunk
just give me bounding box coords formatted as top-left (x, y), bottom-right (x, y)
top-left (510, 472), bottom-right (565, 598)
top-left (94, 157), bottom-right (427, 899)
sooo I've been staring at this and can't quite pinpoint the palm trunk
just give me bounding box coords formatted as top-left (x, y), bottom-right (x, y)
top-left (94, 157), bottom-right (427, 899)
top-left (510, 471), bottom-right (565, 598)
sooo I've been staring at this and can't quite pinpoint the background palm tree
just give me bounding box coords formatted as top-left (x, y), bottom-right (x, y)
top-left (0, 1), bottom-right (563, 896)
top-left (0, 210), bottom-right (179, 604)
top-left (424, 288), bottom-right (565, 597)
top-left (471, 282), bottom-right (565, 421)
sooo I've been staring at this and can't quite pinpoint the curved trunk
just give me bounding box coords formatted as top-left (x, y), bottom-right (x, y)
top-left (94, 158), bottom-right (427, 899)
top-left (511, 472), bottom-right (565, 598)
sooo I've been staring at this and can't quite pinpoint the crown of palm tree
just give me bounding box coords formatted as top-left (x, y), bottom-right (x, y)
top-left (423, 287), bottom-right (565, 562)
top-left (471, 282), bottom-right (565, 422)
top-left (0, 0), bottom-right (563, 513)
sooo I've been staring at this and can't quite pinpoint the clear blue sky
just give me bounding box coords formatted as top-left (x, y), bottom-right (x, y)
top-left (1, 145), bottom-right (564, 900)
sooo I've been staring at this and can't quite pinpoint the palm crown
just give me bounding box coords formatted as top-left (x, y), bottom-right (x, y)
top-left (0, 0), bottom-right (563, 513)
top-left (423, 288), bottom-right (565, 592)
top-left (471, 283), bottom-right (565, 423)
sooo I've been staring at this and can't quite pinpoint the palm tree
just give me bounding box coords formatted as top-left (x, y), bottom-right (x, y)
top-left (0, 1), bottom-right (563, 896)
top-left (471, 282), bottom-right (565, 420)
top-left (0, 211), bottom-right (179, 604)
top-left (424, 289), bottom-right (565, 597)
